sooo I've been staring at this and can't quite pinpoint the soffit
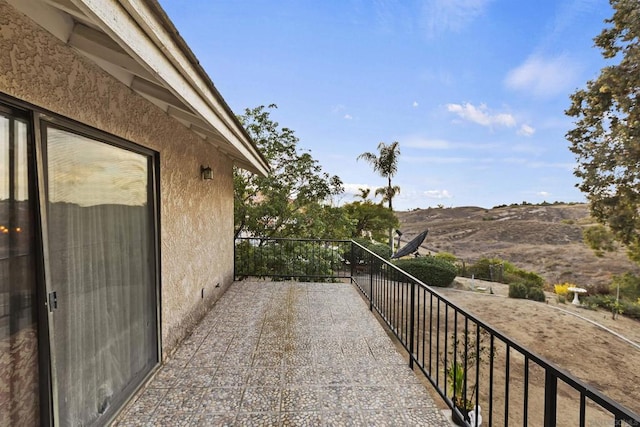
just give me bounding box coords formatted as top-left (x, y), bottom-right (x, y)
top-left (6, 0), bottom-right (269, 176)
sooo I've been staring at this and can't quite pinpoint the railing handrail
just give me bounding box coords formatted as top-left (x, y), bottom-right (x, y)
top-left (235, 237), bottom-right (640, 424)
top-left (236, 236), bottom-right (352, 243)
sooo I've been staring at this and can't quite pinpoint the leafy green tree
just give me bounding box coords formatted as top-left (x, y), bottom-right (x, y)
top-left (234, 105), bottom-right (343, 239)
top-left (342, 201), bottom-right (399, 242)
top-left (566, 0), bottom-right (640, 262)
top-left (357, 141), bottom-right (401, 249)
top-left (583, 224), bottom-right (618, 256)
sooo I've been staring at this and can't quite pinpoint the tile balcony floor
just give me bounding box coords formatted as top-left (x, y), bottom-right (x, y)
top-left (114, 281), bottom-right (451, 426)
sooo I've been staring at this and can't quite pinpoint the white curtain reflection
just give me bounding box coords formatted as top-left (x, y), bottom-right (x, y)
top-left (0, 114), bottom-right (39, 426)
top-left (47, 127), bottom-right (157, 425)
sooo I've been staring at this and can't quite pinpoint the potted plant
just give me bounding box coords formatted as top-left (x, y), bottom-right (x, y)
top-left (445, 328), bottom-right (491, 426)
top-left (447, 360), bottom-right (477, 425)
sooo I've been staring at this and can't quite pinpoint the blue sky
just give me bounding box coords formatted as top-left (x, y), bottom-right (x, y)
top-left (158, 0), bottom-right (613, 210)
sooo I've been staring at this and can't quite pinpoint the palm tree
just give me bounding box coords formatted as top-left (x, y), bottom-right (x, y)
top-left (357, 141), bottom-right (401, 249)
top-left (357, 141), bottom-right (401, 210)
top-left (356, 187), bottom-right (371, 201)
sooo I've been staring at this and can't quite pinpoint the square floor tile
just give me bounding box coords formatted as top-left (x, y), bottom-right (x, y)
top-left (240, 387), bottom-right (281, 412)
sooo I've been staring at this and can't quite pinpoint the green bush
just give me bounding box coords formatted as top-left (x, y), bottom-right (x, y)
top-left (434, 252), bottom-right (458, 263)
top-left (393, 256), bottom-right (457, 287)
top-left (367, 242), bottom-right (392, 260)
top-left (508, 283), bottom-right (528, 299)
top-left (507, 269), bottom-right (544, 288)
top-left (527, 287), bottom-right (546, 302)
top-left (468, 258), bottom-right (505, 281)
top-left (611, 272), bottom-right (640, 301)
top-left (621, 301), bottom-right (640, 320)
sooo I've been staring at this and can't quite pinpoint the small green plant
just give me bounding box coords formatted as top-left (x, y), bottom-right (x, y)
top-left (509, 282), bottom-right (528, 299)
top-left (527, 287), bottom-right (546, 302)
top-left (444, 327), bottom-right (493, 424)
top-left (557, 295), bottom-right (566, 304)
top-left (447, 361), bottom-right (474, 412)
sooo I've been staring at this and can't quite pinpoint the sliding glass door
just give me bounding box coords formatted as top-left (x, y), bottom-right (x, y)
top-left (44, 125), bottom-right (158, 426)
top-left (0, 108), bottom-right (40, 425)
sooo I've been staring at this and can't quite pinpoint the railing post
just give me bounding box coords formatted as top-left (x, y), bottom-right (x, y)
top-left (409, 280), bottom-right (415, 369)
top-left (369, 255), bottom-right (373, 311)
top-left (350, 242), bottom-right (355, 279)
top-left (544, 370), bottom-right (557, 427)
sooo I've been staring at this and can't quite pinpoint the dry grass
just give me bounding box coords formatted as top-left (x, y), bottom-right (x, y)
top-left (397, 203), bottom-right (640, 288)
top-left (437, 279), bottom-right (640, 424)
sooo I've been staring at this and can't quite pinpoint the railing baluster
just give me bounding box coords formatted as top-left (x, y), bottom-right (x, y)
top-left (524, 355), bottom-right (529, 427)
top-left (463, 316), bottom-right (468, 417)
top-left (475, 323), bottom-right (480, 427)
top-left (429, 293), bottom-right (433, 376)
top-left (543, 370), bottom-right (557, 427)
top-left (489, 334), bottom-right (494, 427)
top-left (579, 393), bottom-right (586, 427)
top-left (505, 344), bottom-right (510, 427)
top-left (409, 280), bottom-right (415, 368)
top-left (422, 288), bottom-right (426, 369)
top-left (436, 297), bottom-right (441, 389)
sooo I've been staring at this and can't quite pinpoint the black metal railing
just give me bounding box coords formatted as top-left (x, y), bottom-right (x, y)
top-left (234, 237), bottom-right (640, 426)
top-left (234, 237), bottom-right (354, 281)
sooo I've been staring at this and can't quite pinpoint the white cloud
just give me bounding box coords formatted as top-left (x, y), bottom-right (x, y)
top-left (343, 183), bottom-right (372, 196)
top-left (505, 55), bottom-right (579, 97)
top-left (446, 102), bottom-right (516, 128)
top-left (331, 104), bottom-right (346, 113)
top-left (421, 0), bottom-right (493, 36)
top-left (537, 191), bottom-right (551, 197)
top-left (344, 114), bottom-right (353, 120)
top-left (424, 189), bottom-right (453, 199)
top-left (517, 124), bottom-right (536, 136)
top-left (412, 101), bottom-right (419, 107)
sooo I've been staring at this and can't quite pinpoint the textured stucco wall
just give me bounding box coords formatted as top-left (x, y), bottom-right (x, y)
top-left (0, 2), bottom-right (236, 356)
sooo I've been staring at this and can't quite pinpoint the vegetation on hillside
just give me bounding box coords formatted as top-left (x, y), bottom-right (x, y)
top-left (567, 0), bottom-right (640, 265)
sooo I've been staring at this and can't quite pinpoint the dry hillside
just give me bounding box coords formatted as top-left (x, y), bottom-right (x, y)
top-left (396, 203), bottom-right (639, 288)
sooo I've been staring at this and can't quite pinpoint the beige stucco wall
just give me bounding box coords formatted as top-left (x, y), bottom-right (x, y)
top-left (0, 1), bottom-right (236, 356)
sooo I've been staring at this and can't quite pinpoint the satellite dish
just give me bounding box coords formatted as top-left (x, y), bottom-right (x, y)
top-left (391, 230), bottom-right (428, 259)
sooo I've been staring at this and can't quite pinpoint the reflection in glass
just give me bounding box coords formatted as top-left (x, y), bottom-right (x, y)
top-left (46, 127), bottom-right (157, 425)
top-left (0, 113), bottom-right (39, 426)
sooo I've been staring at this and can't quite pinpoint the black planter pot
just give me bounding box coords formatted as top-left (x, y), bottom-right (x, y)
top-left (451, 406), bottom-right (469, 426)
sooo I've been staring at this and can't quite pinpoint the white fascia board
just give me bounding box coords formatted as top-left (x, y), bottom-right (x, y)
top-left (70, 0), bottom-right (269, 176)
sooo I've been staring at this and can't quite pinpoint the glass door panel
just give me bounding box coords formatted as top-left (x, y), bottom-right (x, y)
top-left (45, 127), bottom-right (157, 426)
top-left (0, 111), bottom-right (40, 425)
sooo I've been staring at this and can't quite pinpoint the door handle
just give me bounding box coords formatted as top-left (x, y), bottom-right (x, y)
top-left (48, 291), bottom-right (57, 312)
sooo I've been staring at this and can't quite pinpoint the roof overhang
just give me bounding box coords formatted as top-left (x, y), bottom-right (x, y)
top-left (6, 0), bottom-right (270, 176)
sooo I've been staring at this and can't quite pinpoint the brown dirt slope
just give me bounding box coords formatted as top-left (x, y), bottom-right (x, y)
top-left (396, 203), bottom-right (639, 288)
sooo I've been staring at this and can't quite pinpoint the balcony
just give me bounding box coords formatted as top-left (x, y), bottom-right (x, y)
top-left (115, 238), bottom-right (640, 426)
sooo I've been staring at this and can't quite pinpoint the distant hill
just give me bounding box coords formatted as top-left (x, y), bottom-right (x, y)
top-left (396, 203), bottom-right (639, 288)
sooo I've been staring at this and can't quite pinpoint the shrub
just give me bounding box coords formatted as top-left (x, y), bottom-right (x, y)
top-left (435, 251), bottom-right (458, 263)
top-left (469, 258), bottom-right (505, 281)
top-left (588, 282), bottom-right (612, 296)
top-left (611, 272), bottom-right (640, 301)
top-left (557, 295), bottom-right (566, 304)
top-left (527, 287), bottom-right (546, 302)
top-left (504, 268), bottom-right (544, 288)
top-left (621, 300), bottom-right (640, 320)
top-left (346, 238), bottom-right (391, 266)
top-left (393, 256), bottom-right (457, 287)
top-left (367, 242), bottom-right (392, 260)
top-left (509, 283), bottom-right (528, 299)
top-left (554, 283), bottom-right (572, 296)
